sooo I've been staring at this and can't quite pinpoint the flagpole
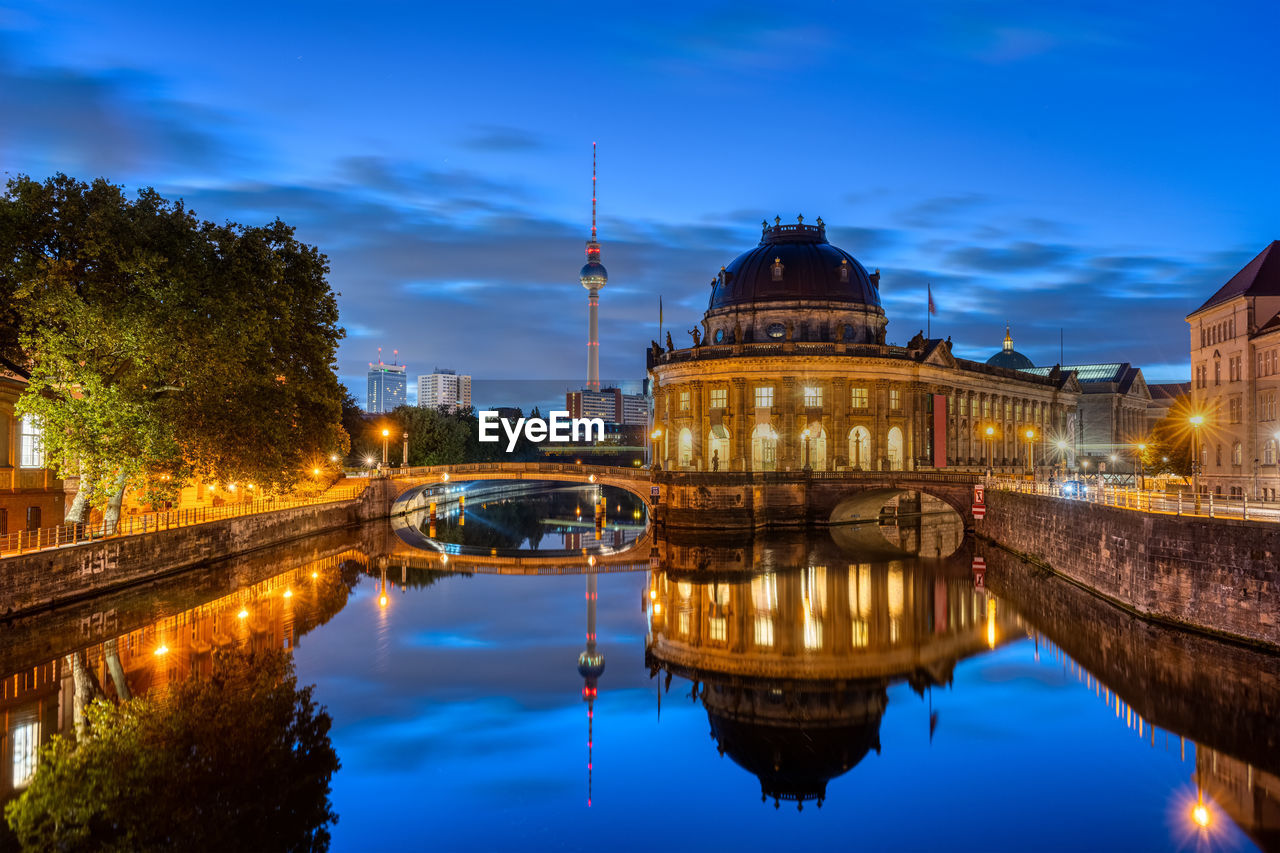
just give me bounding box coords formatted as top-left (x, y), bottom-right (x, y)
top-left (927, 283), bottom-right (931, 339)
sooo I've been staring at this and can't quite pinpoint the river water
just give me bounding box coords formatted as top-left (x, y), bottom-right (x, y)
top-left (1, 482), bottom-right (1275, 851)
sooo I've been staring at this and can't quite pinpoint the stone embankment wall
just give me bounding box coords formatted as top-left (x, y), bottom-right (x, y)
top-left (980, 490), bottom-right (1280, 649)
top-left (0, 492), bottom-right (378, 621)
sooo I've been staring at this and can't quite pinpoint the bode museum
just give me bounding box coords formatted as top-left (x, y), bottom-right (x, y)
top-left (646, 216), bottom-right (1082, 473)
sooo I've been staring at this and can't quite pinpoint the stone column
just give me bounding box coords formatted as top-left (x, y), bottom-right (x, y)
top-left (781, 376), bottom-right (798, 470)
top-left (691, 380), bottom-right (704, 471)
top-left (732, 378), bottom-right (747, 471)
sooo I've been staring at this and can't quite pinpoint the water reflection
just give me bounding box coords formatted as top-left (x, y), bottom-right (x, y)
top-left (644, 547), bottom-right (1017, 809)
top-left (397, 482), bottom-right (647, 558)
top-left (0, 489), bottom-right (1277, 850)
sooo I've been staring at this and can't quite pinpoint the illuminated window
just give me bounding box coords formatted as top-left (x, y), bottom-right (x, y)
top-left (678, 611), bottom-right (690, 636)
top-left (709, 617), bottom-right (727, 643)
top-left (803, 386), bottom-right (823, 407)
top-left (679, 391), bottom-right (690, 411)
top-left (751, 574), bottom-right (777, 612)
top-left (851, 387), bottom-right (868, 408)
top-left (753, 615), bottom-right (774, 647)
top-left (12, 720), bottom-right (38, 788)
top-left (889, 389), bottom-right (900, 410)
top-left (839, 259), bottom-right (850, 282)
top-left (754, 386), bottom-right (774, 408)
top-left (851, 620), bottom-right (869, 648)
top-left (709, 583), bottom-right (730, 607)
top-left (710, 388), bottom-right (727, 409)
top-left (19, 416), bottom-right (43, 468)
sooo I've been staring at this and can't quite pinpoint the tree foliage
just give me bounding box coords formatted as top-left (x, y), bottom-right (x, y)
top-left (1147, 395), bottom-right (1197, 478)
top-left (362, 405), bottom-right (540, 467)
top-left (0, 174), bottom-right (349, 522)
top-left (3, 649), bottom-right (340, 853)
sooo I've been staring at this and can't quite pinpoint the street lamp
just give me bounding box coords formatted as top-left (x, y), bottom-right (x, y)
top-left (802, 427), bottom-right (811, 470)
top-left (985, 426), bottom-right (995, 473)
top-left (1136, 443), bottom-right (1146, 491)
top-left (1189, 415), bottom-right (1204, 512)
top-left (650, 428), bottom-right (662, 470)
top-left (381, 428), bottom-right (390, 467)
top-left (1024, 428), bottom-right (1035, 478)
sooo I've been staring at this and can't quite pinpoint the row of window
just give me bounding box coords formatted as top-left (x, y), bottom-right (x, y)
top-left (1201, 318), bottom-right (1236, 348)
top-left (1208, 439), bottom-right (1278, 467)
top-left (1260, 349), bottom-right (1280, 377)
top-left (677, 386), bottom-right (899, 412)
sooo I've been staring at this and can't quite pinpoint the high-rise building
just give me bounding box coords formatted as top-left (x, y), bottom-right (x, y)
top-left (1186, 240), bottom-right (1280, 500)
top-left (418, 369), bottom-right (472, 412)
top-left (579, 143), bottom-right (607, 392)
top-left (366, 351), bottom-right (407, 413)
top-left (566, 387), bottom-right (648, 426)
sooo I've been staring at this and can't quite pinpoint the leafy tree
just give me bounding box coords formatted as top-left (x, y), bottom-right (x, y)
top-left (0, 174), bottom-right (349, 529)
top-left (4, 649), bottom-right (339, 852)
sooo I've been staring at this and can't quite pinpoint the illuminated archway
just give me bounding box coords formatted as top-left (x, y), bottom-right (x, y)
top-left (708, 425), bottom-right (730, 471)
top-left (887, 427), bottom-right (904, 471)
top-left (678, 427), bottom-right (694, 469)
top-left (848, 426), bottom-right (871, 471)
top-left (803, 423), bottom-right (828, 471)
top-left (751, 424), bottom-right (778, 472)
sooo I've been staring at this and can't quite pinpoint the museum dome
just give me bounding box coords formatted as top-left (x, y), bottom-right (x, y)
top-left (986, 326), bottom-right (1035, 371)
top-left (708, 217), bottom-right (880, 311)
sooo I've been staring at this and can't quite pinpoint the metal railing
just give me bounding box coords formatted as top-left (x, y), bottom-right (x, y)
top-left (0, 484), bottom-right (368, 559)
top-left (989, 479), bottom-right (1280, 523)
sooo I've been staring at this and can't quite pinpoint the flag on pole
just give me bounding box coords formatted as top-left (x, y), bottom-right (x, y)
top-left (659, 295), bottom-right (663, 328)
top-left (928, 283), bottom-right (937, 316)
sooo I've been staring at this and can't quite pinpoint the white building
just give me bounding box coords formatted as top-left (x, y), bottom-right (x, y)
top-left (418, 369), bottom-right (472, 413)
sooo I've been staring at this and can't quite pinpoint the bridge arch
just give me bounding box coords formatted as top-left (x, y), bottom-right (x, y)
top-left (386, 463), bottom-right (655, 516)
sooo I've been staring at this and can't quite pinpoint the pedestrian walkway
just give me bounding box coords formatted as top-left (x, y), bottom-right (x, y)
top-left (989, 478), bottom-right (1280, 522)
top-left (0, 484), bottom-right (368, 559)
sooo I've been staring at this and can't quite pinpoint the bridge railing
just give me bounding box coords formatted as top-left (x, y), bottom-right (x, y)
top-left (655, 469), bottom-right (982, 486)
top-left (0, 485), bottom-right (368, 560)
top-left (392, 462), bottom-right (649, 480)
top-left (988, 479), bottom-right (1280, 523)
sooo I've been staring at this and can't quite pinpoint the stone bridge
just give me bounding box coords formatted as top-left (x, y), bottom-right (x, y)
top-left (382, 462), bottom-right (655, 515)
top-left (654, 469), bottom-right (983, 530)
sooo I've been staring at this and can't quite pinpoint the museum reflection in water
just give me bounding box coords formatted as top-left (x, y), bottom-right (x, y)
top-left (643, 532), bottom-right (1012, 810)
top-left (0, 504), bottom-right (1277, 849)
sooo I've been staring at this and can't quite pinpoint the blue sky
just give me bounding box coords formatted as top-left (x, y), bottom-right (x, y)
top-left (3, 1), bottom-right (1277, 398)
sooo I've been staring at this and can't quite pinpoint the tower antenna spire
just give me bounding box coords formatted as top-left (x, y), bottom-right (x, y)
top-left (591, 141), bottom-right (597, 242)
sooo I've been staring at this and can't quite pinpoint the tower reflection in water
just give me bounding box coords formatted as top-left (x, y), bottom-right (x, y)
top-left (645, 534), bottom-right (1016, 810)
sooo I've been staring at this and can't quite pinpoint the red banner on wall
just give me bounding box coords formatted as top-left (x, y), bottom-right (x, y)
top-left (933, 394), bottom-right (947, 468)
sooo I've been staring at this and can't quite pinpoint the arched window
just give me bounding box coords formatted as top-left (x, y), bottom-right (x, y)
top-left (886, 427), bottom-right (904, 471)
top-left (678, 428), bottom-right (694, 468)
top-left (1232, 442), bottom-right (1243, 466)
top-left (771, 257), bottom-right (784, 281)
top-left (848, 426), bottom-right (871, 470)
top-left (751, 424), bottom-right (778, 472)
top-left (19, 416), bottom-right (43, 468)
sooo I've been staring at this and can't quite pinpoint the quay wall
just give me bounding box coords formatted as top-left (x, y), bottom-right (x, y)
top-left (980, 490), bottom-right (1280, 649)
top-left (0, 492), bottom-right (379, 621)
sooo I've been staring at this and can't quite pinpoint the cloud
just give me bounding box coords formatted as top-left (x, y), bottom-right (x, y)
top-left (946, 241), bottom-right (1075, 273)
top-left (461, 125), bottom-right (543, 152)
top-left (0, 51), bottom-right (241, 179)
top-left (896, 194), bottom-right (991, 229)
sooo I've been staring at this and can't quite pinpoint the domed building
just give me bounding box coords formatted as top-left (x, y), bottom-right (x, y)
top-left (986, 326), bottom-right (1036, 371)
top-left (646, 217), bottom-right (1081, 472)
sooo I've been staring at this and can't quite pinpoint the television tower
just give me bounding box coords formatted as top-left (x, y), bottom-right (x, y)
top-left (577, 570), bottom-right (605, 806)
top-left (579, 143), bottom-right (608, 392)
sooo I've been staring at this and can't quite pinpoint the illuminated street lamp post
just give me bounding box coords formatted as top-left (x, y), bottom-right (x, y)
top-left (402, 431), bottom-right (409, 469)
top-left (802, 427), bottom-right (811, 471)
top-left (1190, 415), bottom-right (1204, 513)
top-left (985, 426), bottom-right (995, 474)
top-left (381, 428), bottom-right (390, 467)
top-left (650, 428), bottom-right (662, 471)
top-left (1137, 443), bottom-right (1146, 491)
top-left (1056, 439), bottom-right (1069, 483)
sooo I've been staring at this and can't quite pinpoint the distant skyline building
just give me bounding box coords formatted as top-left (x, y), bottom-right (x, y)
top-left (579, 143), bottom-right (607, 392)
top-left (366, 349), bottom-right (406, 413)
top-left (566, 387), bottom-right (647, 427)
top-left (418, 368), bottom-right (472, 412)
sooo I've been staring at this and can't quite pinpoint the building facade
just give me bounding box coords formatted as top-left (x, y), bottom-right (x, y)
top-left (418, 369), bottom-right (471, 412)
top-left (566, 387), bottom-right (648, 426)
top-left (366, 362), bottom-right (407, 414)
top-left (1024, 363), bottom-right (1151, 476)
top-left (1186, 241), bottom-right (1280, 500)
top-left (647, 218), bottom-right (1080, 473)
top-left (0, 373), bottom-right (71, 533)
